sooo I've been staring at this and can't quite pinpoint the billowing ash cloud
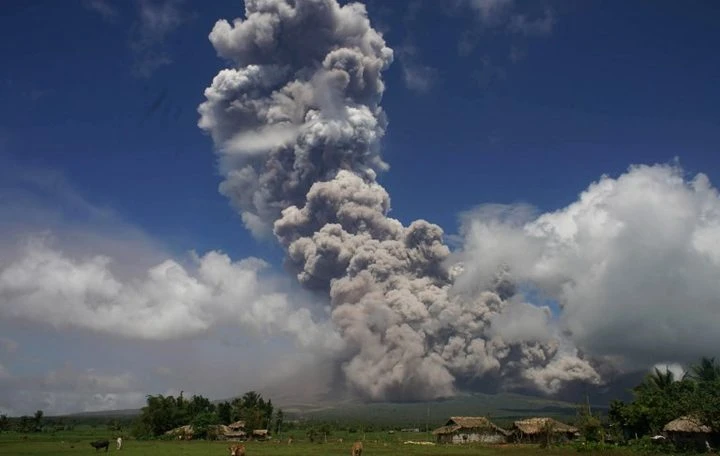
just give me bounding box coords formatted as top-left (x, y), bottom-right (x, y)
top-left (198, 0), bottom-right (599, 401)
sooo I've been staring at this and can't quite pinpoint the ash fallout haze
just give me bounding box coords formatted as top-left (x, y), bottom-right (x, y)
top-left (1, 0), bottom-right (719, 415)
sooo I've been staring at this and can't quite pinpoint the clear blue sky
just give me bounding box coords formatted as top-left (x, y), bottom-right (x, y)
top-left (1, 0), bottom-right (720, 414)
top-left (3, 0), bottom-right (718, 263)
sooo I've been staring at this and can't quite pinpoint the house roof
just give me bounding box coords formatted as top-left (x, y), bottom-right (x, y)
top-left (228, 420), bottom-right (246, 429)
top-left (252, 429), bottom-right (269, 436)
top-left (165, 424), bottom-right (237, 436)
top-left (663, 416), bottom-right (712, 434)
top-left (512, 417), bottom-right (578, 435)
top-left (432, 425), bottom-right (461, 435)
top-left (433, 417), bottom-right (509, 436)
top-left (165, 425), bottom-right (194, 435)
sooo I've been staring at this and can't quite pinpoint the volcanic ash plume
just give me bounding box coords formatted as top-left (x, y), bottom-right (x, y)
top-left (198, 0), bottom-right (599, 401)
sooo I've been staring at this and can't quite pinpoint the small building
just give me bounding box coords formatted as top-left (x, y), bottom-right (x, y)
top-left (166, 424), bottom-right (194, 440)
top-left (251, 429), bottom-right (269, 441)
top-left (663, 416), bottom-right (717, 450)
top-left (222, 421), bottom-right (248, 441)
top-left (510, 417), bottom-right (578, 444)
top-left (228, 420), bottom-right (246, 431)
top-left (432, 416), bottom-right (509, 444)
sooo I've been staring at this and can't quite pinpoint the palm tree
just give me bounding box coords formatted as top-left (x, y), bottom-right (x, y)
top-left (687, 357), bottom-right (720, 383)
top-left (242, 391), bottom-right (261, 409)
top-left (639, 367), bottom-right (676, 391)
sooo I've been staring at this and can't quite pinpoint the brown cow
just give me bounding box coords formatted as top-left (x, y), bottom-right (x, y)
top-left (229, 444), bottom-right (246, 456)
top-left (351, 441), bottom-right (363, 456)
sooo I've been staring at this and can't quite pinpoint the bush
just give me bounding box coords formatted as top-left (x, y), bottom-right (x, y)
top-left (191, 412), bottom-right (219, 440)
top-left (572, 440), bottom-right (615, 452)
top-left (626, 436), bottom-right (675, 454)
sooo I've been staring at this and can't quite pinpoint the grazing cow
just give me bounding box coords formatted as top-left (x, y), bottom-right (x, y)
top-left (116, 437), bottom-right (122, 450)
top-left (228, 444), bottom-right (246, 456)
top-left (90, 440), bottom-right (110, 452)
top-left (351, 441), bottom-right (363, 456)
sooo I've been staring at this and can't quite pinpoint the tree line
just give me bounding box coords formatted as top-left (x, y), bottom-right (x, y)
top-left (608, 356), bottom-right (720, 443)
top-left (133, 390), bottom-right (283, 439)
top-left (0, 410), bottom-right (44, 433)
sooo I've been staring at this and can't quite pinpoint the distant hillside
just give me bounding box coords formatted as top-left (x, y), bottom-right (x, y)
top-left (67, 408), bottom-right (141, 418)
top-left (62, 391), bottom-right (606, 425)
top-left (276, 392), bottom-right (602, 427)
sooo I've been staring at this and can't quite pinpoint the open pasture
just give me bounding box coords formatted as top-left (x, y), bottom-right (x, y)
top-left (0, 432), bottom-right (638, 456)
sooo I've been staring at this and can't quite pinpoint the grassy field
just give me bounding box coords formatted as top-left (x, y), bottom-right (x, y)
top-left (0, 430), bottom-right (641, 456)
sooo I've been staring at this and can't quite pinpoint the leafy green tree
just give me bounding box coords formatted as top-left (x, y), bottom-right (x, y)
top-left (134, 393), bottom-right (205, 437)
top-left (190, 411), bottom-right (219, 440)
top-left (576, 400), bottom-right (603, 442)
top-left (609, 366), bottom-right (697, 437)
top-left (306, 426), bottom-right (317, 443)
top-left (274, 409), bottom-right (284, 435)
top-left (107, 420), bottom-right (122, 432)
top-left (0, 414), bottom-right (9, 432)
top-left (231, 391), bottom-right (274, 430)
top-left (132, 391), bottom-right (277, 439)
top-left (264, 399), bottom-right (273, 429)
top-left (217, 401), bottom-right (232, 425)
top-left (242, 391), bottom-right (260, 409)
top-left (643, 367), bottom-right (677, 391)
top-left (33, 410), bottom-right (43, 432)
top-left (686, 357), bottom-right (720, 383)
top-left (16, 416), bottom-right (34, 433)
top-left (686, 375), bottom-right (720, 432)
top-left (186, 395), bottom-right (215, 418)
top-left (608, 356), bottom-right (720, 442)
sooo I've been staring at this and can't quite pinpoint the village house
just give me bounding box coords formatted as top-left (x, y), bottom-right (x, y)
top-left (222, 420), bottom-right (247, 441)
top-left (432, 416), bottom-right (510, 444)
top-left (663, 416), bottom-right (718, 451)
top-left (510, 417), bottom-right (578, 444)
top-left (251, 429), bottom-right (270, 441)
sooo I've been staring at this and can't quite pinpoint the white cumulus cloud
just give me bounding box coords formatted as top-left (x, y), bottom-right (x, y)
top-left (457, 163), bottom-right (720, 370)
top-left (0, 236), bottom-right (340, 351)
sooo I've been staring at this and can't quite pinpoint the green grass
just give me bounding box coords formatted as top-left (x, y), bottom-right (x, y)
top-left (0, 431), bottom-right (640, 456)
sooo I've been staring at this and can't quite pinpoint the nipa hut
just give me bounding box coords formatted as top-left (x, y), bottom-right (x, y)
top-left (432, 416), bottom-right (510, 444)
top-left (166, 424), bottom-right (238, 441)
top-left (223, 421), bottom-right (247, 441)
top-left (511, 417), bottom-right (578, 444)
top-left (166, 424), bottom-right (194, 440)
top-left (228, 420), bottom-right (246, 431)
top-left (251, 429), bottom-right (269, 441)
top-left (663, 416), bottom-right (717, 450)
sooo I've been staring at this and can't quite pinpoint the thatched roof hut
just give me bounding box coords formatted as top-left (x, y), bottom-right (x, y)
top-left (511, 417), bottom-right (578, 443)
top-left (251, 429), bottom-right (269, 441)
top-left (228, 420), bottom-right (246, 431)
top-left (663, 416), bottom-right (711, 434)
top-left (166, 424), bottom-right (239, 440)
top-left (166, 424), bottom-right (194, 439)
top-left (432, 416), bottom-right (509, 444)
top-left (663, 416), bottom-right (717, 451)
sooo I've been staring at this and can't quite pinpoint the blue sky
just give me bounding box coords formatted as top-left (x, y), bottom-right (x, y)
top-left (3, 0), bottom-right (718, 261)
top-left (1, 0), bottom-right (720, 414)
